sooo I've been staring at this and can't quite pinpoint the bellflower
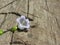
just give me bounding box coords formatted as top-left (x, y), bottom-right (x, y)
top-left (16, 15), bottom-right (30, 30)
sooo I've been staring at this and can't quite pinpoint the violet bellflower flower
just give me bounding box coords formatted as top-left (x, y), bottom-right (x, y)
top-left (16, 15), bottom-right (30, 30)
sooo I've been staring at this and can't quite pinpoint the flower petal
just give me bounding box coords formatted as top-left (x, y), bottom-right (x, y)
top-left (16, 15), bottom-right (25, 23)
top-left (25, 19), bottom-right (30, 28)
top-left (18, 24), bottom-right (25, 30)
top-left (26, 23), bottom-right (30, 28)
top-left (20, 15), bottom-right (25, 19)
top-left (16, 17), bottom-right (21, 23)
top-left (18, 23), bottom-right (30, 30)
top-left (26, 19), bottom-right (30, 24)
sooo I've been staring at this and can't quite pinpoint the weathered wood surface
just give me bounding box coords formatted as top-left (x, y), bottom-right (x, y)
top-left (0, 0), bottom-right (60, 45)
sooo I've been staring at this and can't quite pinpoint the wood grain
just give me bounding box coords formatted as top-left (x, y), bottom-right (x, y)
top-left (0, 0), bottom-right (60, 45)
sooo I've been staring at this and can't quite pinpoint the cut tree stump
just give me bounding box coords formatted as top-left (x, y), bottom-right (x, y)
top-left (0, 0), bottom-right (60, 45)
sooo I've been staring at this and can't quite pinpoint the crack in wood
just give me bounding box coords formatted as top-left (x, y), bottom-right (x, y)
top-left (0, 0), bottom-right (17, 10)
top-left (45, 0), bottom-right (49, 11)
top-left (0, 0), bottom-right (17, 28)
top-left (0, 14), bottom-right (7, 28)
top-left (10, 32), bottom-right (14, 45)
top-left (45, 0), bottom-right (57, 45)
top-left (55, 18), bottom-right (60, 29)
top-left (0, 12), bottom-right (33, 21)
top-left (27, 0), bottom-right (29, 17)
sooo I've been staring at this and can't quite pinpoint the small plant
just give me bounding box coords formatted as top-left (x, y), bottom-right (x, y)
top-left (0, 15), bottom-right (31, 35)
top-left (0, 12), bottom-right (36, 45)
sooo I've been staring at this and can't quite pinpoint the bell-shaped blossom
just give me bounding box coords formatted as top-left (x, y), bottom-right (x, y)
top-left (16, 15), bottom-right (30, 30)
